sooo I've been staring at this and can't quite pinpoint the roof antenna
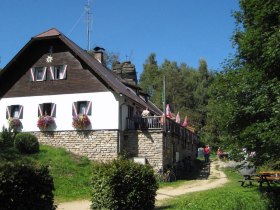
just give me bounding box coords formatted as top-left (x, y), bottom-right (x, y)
top-left (85, 0), bottom-right (92, 51)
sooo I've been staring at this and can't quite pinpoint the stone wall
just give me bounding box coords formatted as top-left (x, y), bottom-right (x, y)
top-left (123, 130), bottom-right (198, 170)
top-left (163, 134), bottom-right (189, 167)
top-left (123, 130), bottom-right (164, 170)
top-left (32, 129), bottom-right (198, 170)
top-left (33, 130), bottom-right (119, 161)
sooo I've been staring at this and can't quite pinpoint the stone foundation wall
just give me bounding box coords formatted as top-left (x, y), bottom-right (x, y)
top-left (123, 130), bottom-right (198, 170)
top-left (32, 130), bottom-right (119, 161)
top-left (31, 129), bottom-right (198, 170)
top-left (163, 133), bottom-right (197, 166)
top-left (123, 130), bottom-right (164, 170)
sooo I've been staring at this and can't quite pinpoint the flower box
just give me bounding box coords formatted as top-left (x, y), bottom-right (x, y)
top-left (8, 117), bottom-right (21, 131)
top-left (72, 114), bottom-right (91, 130)
top-left (37, 115), bottom-right (54, 130)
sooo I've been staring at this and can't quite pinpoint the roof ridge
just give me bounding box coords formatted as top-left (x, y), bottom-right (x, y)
top-left (33, 28), bottom-right (61, 38)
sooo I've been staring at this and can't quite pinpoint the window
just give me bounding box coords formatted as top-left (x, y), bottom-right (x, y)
top-left (78, 101), bottom-right (87, 114)
top-left (55, 65), bottom-right (64, 79)
top-left (29, 67), bottom-right (47, 81)
top-left (11, 105), bottom-right (20, 118)
top-left (72, 101), bottom-right (92, 116)
top-left (36, 67), bottom-right (44, 81)
top-left (50, 65), bottom-right (67, 80)
top-left (38, 103), bottom-right (56, 117)
top-left (6, 105), bottom-right (23, 119)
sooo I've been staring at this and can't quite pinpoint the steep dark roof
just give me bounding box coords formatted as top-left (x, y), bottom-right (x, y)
top-left (0, 28), bottom-right (162, 115)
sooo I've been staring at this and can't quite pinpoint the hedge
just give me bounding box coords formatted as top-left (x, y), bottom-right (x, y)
top-left (0, 162), bottom-right (56, 210)
top-left (14, 133), bottom-right (39, 154)
top-left (91, 159), bottom-right (158, 210)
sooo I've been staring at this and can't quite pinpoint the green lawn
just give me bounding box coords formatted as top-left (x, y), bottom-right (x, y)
top-left (1, 144), bottom-right (278, 208)
top-left (156, 168), bottom-right (277, 210)
top-left (0, 145), bottom-right (92, 202)
top-left (32, 145), bottom-right (93, 202)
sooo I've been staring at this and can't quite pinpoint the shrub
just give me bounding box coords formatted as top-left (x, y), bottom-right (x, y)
top-left (14, 133), bottom-right (39, 154)
top-left (0, 126), bottom-right (14, 148)
top-left (91, 159), bottom-right (158, 210)
top-left (0, 162), bottom-right (56, 210)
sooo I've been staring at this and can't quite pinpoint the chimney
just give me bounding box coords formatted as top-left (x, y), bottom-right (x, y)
top-left (113, 61), bottom-right (138, 85)
top-left (93, 46), bottom-right (105, 64)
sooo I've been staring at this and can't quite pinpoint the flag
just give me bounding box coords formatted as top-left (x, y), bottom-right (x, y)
top-left (176, 112), bottom-right (180, 124)
top-left (166, 104), bottom-right (172, 118)
top-left (182, 116), bottom-right (188, 127)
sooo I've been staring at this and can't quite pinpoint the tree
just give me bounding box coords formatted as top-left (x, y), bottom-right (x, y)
top-left (205, 0), bottom-right (280, 166)
top-left (139, 53), bottom-right (162, 105)
top-left (139, 54), bottom-right (213, 132)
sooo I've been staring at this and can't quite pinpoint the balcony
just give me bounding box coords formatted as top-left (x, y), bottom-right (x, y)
top-left (126, 116), bottom-right (198, 143)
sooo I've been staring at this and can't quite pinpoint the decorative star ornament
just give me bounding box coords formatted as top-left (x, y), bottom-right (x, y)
top-left (46, 55), bottom-right (53, 63)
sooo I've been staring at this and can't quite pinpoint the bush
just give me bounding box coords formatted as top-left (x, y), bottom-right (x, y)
top-left (0, 162), bottom-right (56, 210)
top-left (91, 159), bottom-right (158, 210)
top-left (14, 133), bottom-right (39, 154)
top-left (0, 127), bottom-right (14, 148)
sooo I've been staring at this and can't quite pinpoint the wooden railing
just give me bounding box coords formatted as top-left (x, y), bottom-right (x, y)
top-left (126, 116), bottom-right (198, 143)
top-left (126, 116), bottom-right (162, 130)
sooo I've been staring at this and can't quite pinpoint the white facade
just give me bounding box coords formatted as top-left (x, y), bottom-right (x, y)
top-left (0, 92), bottom-right (120, 131)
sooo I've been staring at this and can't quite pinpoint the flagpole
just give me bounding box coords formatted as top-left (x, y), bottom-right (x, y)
top-left (163, 75), bottom-right (166, 132)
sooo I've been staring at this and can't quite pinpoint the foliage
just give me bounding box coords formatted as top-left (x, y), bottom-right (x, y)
top-left (0, 162), bottom-right (55, 210)
top-left (139, 54), bottom-right (213, 132)
top-left (31, 145), bottom-right (93, 202)
top-left (91, 159), bottom-right (158, 210)
top-left (72, 114), bottom-right (91, 130)
top-left (37, 115), bottom-right (54, 130)
top-left (203, 0), bottom-right (280, 166)
top-left (0, 145), bottom-right (93, 202)
top-left (14, 133), bottom-right (39, 154)
top-left (0, 126), bottom-right (14, 148)
top-left (8, 117), bottom-right (21, 131)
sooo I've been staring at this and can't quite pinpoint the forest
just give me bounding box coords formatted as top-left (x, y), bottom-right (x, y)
top-left (138, 0), bottom-right (280, 168)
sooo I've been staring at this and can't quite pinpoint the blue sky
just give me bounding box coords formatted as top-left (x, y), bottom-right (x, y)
top-left (0, 0), bottom-right (239, 75)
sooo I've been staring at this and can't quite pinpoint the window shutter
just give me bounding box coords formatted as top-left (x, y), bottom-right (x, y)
top-left (51, 103), bottom-right (56, 117)
top-left (72, 102), bottom-right (78, 116)
top-left (62, 65), bottom-right (67, 80)
top-left (19, 105), bottom-right (23, 119)
top-left (29, 68), bottom-right (35, 81)
top-left (42, 67), bottom-right (47, 81)
top-left (6, 106), bottom-right (11, 119)
top-left (49, 66), bottom-right (55, 80)
top-left (86, 101), bottom-right (92, 115)
top-left (38, 104), bottom-right (43, 117)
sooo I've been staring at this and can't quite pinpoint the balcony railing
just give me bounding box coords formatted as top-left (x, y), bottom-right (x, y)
top-left (126, 116), bottom-right (162, 130)
top-left (126, 116), bottom-right (198, 143)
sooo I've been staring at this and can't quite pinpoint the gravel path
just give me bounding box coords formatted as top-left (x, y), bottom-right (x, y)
top-left (57, 161), bottom-right (228, 210)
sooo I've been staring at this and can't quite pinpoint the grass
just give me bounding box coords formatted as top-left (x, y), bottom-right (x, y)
top-left (0, 145), bottom-right (92, 202)
top-left (159, 180), bottom-right (197, 188)
top-left (156, 168), bottom-right (277, 210)
top-left (31, 145), bottom-right (92, 202)
top-left (2, 144), bottom-right (278, 208)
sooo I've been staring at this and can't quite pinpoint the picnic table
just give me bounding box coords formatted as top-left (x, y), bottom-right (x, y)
top-left (239, 174), bottom-right (256, 186)
top-left (257, 171), bottom-right (280, 187)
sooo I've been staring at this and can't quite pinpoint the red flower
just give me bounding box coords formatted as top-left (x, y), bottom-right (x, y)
top-left (37, 115), bottom-right (54, 130)
top-left (72, 114), bottom-right (91, 130)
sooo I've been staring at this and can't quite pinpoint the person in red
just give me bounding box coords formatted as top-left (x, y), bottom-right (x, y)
top-left (203, 145), bottom-right (210, 162)
top-left (217, 147), bottom-right (222, 159)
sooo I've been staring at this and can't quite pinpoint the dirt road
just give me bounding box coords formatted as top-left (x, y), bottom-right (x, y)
top-left (57, 161), bottom-right (228, 210)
